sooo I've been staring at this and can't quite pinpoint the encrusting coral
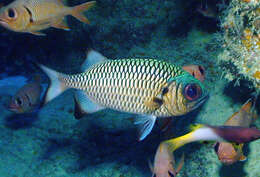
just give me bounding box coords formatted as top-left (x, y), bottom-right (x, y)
top-left (217, 0), bottom-right (260, 91)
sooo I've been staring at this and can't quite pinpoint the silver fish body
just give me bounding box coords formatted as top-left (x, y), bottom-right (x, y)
top-left (63, 58), bottom-right (188, 117)
top-left (40, 50), bottom-right (209, 140)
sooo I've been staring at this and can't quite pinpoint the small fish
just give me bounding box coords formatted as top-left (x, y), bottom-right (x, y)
top-left (7, 74), bottom-right (43, 113)
top-left (150, 143), bottom-right (184, 177)
top-left (214, 98), bottom-right (258, 165)
top-left (40, 50), bottom-right (209, 140)
top-left (182, 65), bottom-right (205, 82)
top-left (163, 124), bottom-right (260, 153)
top-left (0, 0), bottom-right (96, 35)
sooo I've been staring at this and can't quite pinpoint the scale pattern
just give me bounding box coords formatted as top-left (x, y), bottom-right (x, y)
top-left (62, 58), bottom-right (185, 117)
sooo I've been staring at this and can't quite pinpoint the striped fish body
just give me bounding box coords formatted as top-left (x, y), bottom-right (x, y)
top-left (40, 50), bottom-right (208, 140)
top-left (63, 59), bottom-right (186, 117)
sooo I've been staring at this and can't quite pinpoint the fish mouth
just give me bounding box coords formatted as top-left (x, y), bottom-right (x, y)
top-left (190, 93), bottom-right (209, 111)
top-left (0, 19), bottom-right (8, 26)
top-left (220, 158), bottom-right (236, 165)
top-left (6, 103), bottom-right (19, 112)
top-left (0, 18), bottom-right (10, 28)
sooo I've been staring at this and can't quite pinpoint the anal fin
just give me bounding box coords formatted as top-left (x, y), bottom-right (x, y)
top-left (29, 31), bottom-right (46, 36)
top-left (73, 90), bottom-right (104, 119)
top-left (51, 18), bottom-right (70, 31)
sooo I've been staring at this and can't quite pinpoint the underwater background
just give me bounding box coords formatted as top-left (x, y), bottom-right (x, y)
top-left (0, 0), bottom-right (259, 176)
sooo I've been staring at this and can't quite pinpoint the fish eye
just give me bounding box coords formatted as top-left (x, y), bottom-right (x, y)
top-left (15, 98), bottom-right (23, 105)
top-left (198, 65), bottom-right (205, 75)
top-left (183, 83), bottom-right (201, 101)
top-left (7, 8), bottom-right (16, 19)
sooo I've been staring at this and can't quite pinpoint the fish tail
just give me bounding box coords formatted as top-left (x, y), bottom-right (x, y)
top-left (163, 132), bottom-right (195, 153)
top-left (39, 65), bottom-right (68, 103)
top-left (71, 1), bottom-right (96, 24)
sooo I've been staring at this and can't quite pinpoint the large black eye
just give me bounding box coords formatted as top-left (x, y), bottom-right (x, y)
top-left (184, 83), bottom-right (201, 101)
top-left (15, 98), bottom-right (22, 105)
top-left (8, 8), bottom-right (16, 18)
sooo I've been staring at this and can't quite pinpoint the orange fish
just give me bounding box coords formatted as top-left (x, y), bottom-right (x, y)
top-left (7, 74), bottom-right (43, 113)
top-left (0, 0), bottom-right (96, 35)
top-left (182, 65), bottom-right (205, 82)
top-left (214, 98), bottom-right (258, 165)
top-left (150, 143), bottom-right (184, 177)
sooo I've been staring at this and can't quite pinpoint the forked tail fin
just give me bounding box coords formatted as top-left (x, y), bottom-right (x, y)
top-left (39, 65), bottom-right (68, 103)
top-left (71, 1), bottom-right (96, 24)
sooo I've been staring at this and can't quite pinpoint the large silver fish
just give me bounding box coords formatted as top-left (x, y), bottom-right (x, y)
top-left (40, 50), bottom-right (209, 140)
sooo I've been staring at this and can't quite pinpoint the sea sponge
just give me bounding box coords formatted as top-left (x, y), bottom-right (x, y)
top-left (217, 0), bottom-right (260, 91)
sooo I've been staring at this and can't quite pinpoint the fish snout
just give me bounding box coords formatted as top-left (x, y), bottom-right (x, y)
top-left (220, 157), bottom-right (237, 165)
top-left (7, 100), bottom-right (21, 113)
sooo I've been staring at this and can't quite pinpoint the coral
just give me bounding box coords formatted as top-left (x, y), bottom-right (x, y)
top-left (217, 0), bottom-right (260, 91)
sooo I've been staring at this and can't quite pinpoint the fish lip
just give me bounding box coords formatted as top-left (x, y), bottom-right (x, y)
top-left (0, 19), bottom-right (8, 27)
top-left (6, 103), bottom-right (18, 112)
top-left (191, 93), bottom-right (209, 110)
top-left (220, 158), bottom-right (235, 165)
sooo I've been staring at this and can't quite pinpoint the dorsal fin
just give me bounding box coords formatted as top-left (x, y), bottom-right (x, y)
top-left (81, 49), bottom-right (107, 72)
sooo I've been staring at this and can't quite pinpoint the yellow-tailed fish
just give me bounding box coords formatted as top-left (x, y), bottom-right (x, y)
top-left (0, 0), bottom-right (96, 35)
top-left (39, 50), bottom-right (209, 140)
top-left (150, 143), bottom-right (184, 177)
top-left (163, 123), bottom-right (260, 153)
top-left (214, 97), bottom-right (258, 165)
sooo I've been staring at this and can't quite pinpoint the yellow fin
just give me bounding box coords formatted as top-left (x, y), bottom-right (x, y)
top-left (163, 132), bottom-right (193, 153)
top-left (71, 1), bottom-right (96, 24)
top-left (189, 124), bottom-right (205, 131)
top-left (52, 19), bottom-right (70, 31)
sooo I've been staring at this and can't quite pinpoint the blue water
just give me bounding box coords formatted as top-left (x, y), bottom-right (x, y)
top-left (0, 0), bottom-right (259, 177)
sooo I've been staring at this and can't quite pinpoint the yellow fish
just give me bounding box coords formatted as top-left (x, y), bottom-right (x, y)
top-left (0, 0), bottom-right (96, 35)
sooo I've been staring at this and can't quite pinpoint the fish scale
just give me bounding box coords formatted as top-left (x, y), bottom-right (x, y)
top-left (62, 58), bottom-right (186, 117)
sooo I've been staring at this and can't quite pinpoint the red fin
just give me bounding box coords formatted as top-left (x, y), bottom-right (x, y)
top-left (71, 1), bottom-right (96, 24)
top-left (240, 98), bottom-right (252, 113)
top-left (175, 153), bottom-right (185, 175)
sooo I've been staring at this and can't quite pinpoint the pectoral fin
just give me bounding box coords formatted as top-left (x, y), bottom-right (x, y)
top-left (134, 115), bottom-right (157, 141)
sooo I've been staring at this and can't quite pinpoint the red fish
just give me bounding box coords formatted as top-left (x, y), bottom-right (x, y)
top-left (182, 65), bottom-right (205, 82)
top-left (214, 98), bottom-right (258, 165)
top-left (150, 143), bottom-right (184, 177)
top-left (7, 75), bottom-right (43, 113)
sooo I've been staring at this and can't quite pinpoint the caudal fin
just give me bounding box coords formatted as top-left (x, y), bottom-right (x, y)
top-left (39, 65), bottom-right (68, 103)
top-left (71, 1), bottom-right (96, 24)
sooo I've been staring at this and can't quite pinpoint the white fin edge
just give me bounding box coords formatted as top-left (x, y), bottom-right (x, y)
top-left (39, 65), bottom-right (67, 103)
top-left (81, 49), bottom-right (107, 72)
top-left (135, 115), bottom-right (157, 141)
